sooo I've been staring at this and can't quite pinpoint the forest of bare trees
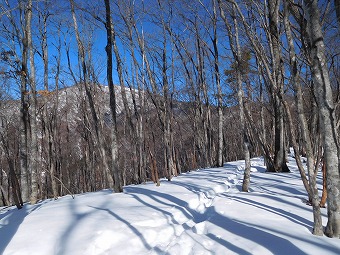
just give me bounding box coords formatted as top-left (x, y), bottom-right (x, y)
top-left (0, 0), bottom-right (339, 238)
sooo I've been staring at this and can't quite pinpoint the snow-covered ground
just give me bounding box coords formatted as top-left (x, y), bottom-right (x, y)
top-left (1, 157), bottom-right (339, 255)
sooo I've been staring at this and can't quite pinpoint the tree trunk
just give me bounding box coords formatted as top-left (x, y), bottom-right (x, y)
top-left (195, 22), bottom-right (212, 167)
top-left (26, 0), bottom-right (39, 205)
top-left (0, 132), bottom-right (22, 209)
top-left (219, 1), bottom-right (251, 190)
top-left (267, 0), bottom-right (289, 173)
top-left (304, 0), bottom-right (340, 238)
top-left (109, 6), bottom-right (139, 185)
top-left (162, 37), bottom-right (175, 181)
top-left (230, 0), bottom-right (289, 172)
top-left (283, 0), bottom-right (323, 235)
top-left (104, 0), bottom-right (122, 192)
top-left (119, 6), bottom-right (147, 183)
top-left (70, 0), bottom-right (115, 191)
top-left (320, 159), bottom-right (327, 208)
top-left (212, 0), bottom-right (224, 167)
top-left (19, 1), bottom-right (30, 203)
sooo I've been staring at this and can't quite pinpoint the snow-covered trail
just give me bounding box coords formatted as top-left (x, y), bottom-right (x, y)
top-left (1, 157), bottom-right (340, 255)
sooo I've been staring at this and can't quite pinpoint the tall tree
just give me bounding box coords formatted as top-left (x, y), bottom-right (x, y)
top-left (69, 0), bottom-right (115, 190)
top-left (104, 0), bottom-right (122, 192)
top-left (26, 0), bottom-right (39, 205)
top-left (116, 1), bottom-right (148, 183)
top-left (304, 0), bottom-right (340, 238)
top-left (229, 0), bottom-right (289, 172)
top-left (267, 0), bottom-right (289, 173)
top-left (18, 0), bottom-right (30, 203)
top-left (37, 3), bottom-right (59, 199)
top-left (218, 0), bottom-right (251, 191)
top-left (283, 0), bottom-right (322, 235)
top-left (204, 0), bottom-right (224, 167)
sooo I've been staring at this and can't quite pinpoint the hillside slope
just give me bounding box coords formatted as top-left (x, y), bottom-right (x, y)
top-left (1, 157), bottom-right (339, 254)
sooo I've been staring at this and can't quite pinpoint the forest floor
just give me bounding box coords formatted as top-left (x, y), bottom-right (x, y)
top-left (1, 156), bottom-right (340, 254)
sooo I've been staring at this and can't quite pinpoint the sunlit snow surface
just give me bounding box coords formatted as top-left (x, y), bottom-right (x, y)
top-left (1, 157), bottom-right (340, 254)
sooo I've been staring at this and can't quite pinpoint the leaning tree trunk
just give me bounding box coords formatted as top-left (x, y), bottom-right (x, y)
top-left (70, 0), bottom-right (115, 191)
top-left (218, 0), bottom-right (251, 191)
top-left (128, 23), bottom-right (146, 183)
top-left (234, 4), bottom-right (251, 191)
top-left (304, 0), bottom-right (340, 238)
top-left (283, 0), bottom-right (323, 235)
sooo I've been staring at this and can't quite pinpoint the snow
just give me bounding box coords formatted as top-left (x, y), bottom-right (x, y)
top-left (1, 157), bottom-right (340, 255)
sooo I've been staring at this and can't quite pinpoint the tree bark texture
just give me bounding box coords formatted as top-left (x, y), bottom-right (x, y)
top-left (19, 0), bottom-right (30, 203)
top-left (267, 0), bottom-right (289, 173)
top-left (104, 0), bottom-right (122, 192)
top-left (26, 0), bottom-right (39, 205)
top-left (305, 0), bottom-right (340, 238)
top-left (283, 0), bottom-right (323, 235)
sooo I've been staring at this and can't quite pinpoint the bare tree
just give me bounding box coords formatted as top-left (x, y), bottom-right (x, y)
top-left (282, 0), bottom-right (322, 235)
top-left (69, 0), bottom-right (115, 190)
top-left (218, 0), bottom-right (251, 191)
top-left (201, 0), bottom-right (224, 167)
top-left (18, 0), bottom-right (30, 203)
top-left (104, 0), bottom-right (122, 192)
top-left (229, 0), bottom-right (289, 172)
top-left (25, 0), bottom-right (39, 205)
top-left (304, 0), bottom-right (340, 238)
top-left (116, 1), bottom-right (148, 183)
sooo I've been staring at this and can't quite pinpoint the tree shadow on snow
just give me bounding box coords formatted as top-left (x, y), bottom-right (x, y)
top-left (88, 205), bottom-right (171, 255)
top-left (124, 186), bottom-right (215, 252)
top-left (125, 185), bottom-right (307, 254)
top-left (124, 186), bottom-right (206, 224)
top-left (0, 203), bottom-right (43, 254)
top-left (206, 207), bottom-right (308, 255)
top-left (224, 194), bottom-right (313, 229)
top-left (208, 206), bottom-right (339, 254)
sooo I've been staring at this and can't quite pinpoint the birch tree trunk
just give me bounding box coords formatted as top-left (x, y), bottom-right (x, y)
top-left (267, 0), bottom-right (289, 173)
top-left (283, 0), bottom-right (323, 235)
top-left (304, 0), bottom-right (340, 238)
